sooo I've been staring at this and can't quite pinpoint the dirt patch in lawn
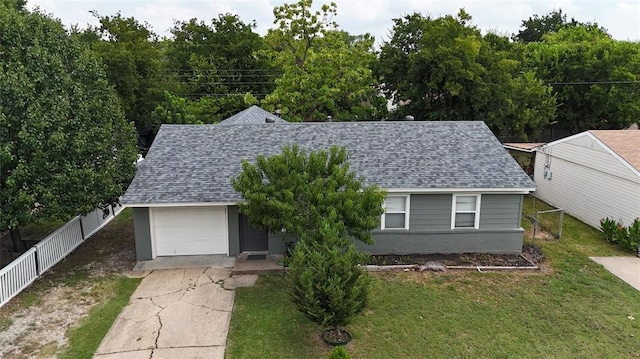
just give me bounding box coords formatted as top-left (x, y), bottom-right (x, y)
top-left (368, 244), bottom-right (545, 268)
top-left (0, 212), bottom-right (136, 359)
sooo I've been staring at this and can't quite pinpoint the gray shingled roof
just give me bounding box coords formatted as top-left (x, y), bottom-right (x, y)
top-left (122, 121), bottom-right (535, 205)
top-left (218, 105), bottom-right (287, 125)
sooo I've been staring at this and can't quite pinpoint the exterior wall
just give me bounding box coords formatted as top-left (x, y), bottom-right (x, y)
top-left (227, 206), bottom-right (240, 256)
top-left (366, 193), bottom-right (524, 255)
top-left (381, 194), bottom-right (522, 231)
top-left (268, 232), bottom-right (290, 255)
top-left (132, 193), bottom-right (525, 259)
top-left (534, 136), bottom-right (640, 228)
top-left (133, 207), bottom-right (152, 261)
top-left (479, 194), bottom-right (523, 229)
top-left (409, 194), bottom-right (451, 230)
top-left (358, 229), bottom-right (524, 255)
top-left (266, 193), bottom-right (525, 255)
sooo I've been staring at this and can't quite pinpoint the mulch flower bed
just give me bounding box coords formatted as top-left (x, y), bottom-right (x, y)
top-left (368, 244), bottom-right (544, 267)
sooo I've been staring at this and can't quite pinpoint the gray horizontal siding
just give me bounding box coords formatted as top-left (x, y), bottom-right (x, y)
top-left (409, 194), bottom-right (451, 230)
top-left (267, 232), bottom-right (293, 255)
top-left (479, 194), bottom-right (522, 229)
top-left (398, 193), bottom-right (523, 231)
top-left (361, 229), bottom-right (524, 255)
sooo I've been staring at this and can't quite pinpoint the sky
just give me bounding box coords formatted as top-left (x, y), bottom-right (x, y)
top-left (28, 0), bottom-right (640, 44)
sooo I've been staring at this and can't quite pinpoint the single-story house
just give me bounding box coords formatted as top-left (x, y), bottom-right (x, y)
top-left (533, 130), bottom-right (640, 228)
top-left (121, 108), bottom-right (535, 261)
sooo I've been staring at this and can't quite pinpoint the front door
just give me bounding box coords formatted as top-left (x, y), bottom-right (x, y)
top-left (239, 214), bottom-right (268, 252)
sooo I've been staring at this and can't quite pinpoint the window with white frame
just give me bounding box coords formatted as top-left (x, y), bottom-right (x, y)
top-left (382, 196), bottom-right (410, 229)
top-left (451, 194), bottom-right (481, 229)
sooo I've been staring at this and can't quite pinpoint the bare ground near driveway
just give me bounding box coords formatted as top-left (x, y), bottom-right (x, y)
top-left (0, 211), bottom-right (137, 359)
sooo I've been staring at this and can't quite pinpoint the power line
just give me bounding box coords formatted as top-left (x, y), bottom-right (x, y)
top-left (158, 75), bottom-right (279, 79)
top-left (457, 80), bottom-right (640, 86)
top-left (179, 93), bottom-right (270, 97)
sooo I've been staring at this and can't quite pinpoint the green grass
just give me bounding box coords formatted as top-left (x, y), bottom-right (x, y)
top-left (58, 276), bottom-right (141, 359)
top-left (113, 207), bottom-right (133, 223)
top-left (226, 196), bottom-right (640, 359)
top-left (0, 317), bottom-right (12, 332)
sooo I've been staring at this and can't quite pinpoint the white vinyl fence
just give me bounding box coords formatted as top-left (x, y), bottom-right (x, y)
top-left (81, 207), bottom-right (116, 239)
top-left (0, 248), bottom-right (38, 307)
top-left (0, 204), bottom-right (124, 307)
top-left (35, 217), bottom-right (84, 274)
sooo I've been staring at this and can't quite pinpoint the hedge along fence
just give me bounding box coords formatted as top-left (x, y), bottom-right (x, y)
top-left (600, 217), bottom-right (640, 254)
top-left (0, 204), bottom-right (123, 308)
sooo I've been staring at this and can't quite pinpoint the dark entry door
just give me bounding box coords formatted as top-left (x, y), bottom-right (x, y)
top-left (239, 214), bottom-right (269, 252)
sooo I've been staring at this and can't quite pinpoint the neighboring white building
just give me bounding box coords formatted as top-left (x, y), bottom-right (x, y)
top-left (534, 130), bottom-right (640, 229)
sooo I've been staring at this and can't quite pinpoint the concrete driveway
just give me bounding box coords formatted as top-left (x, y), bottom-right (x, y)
top-left (94, 267), bottom-right (257, 359)
top-left (590, 256), bottom-right (640, 291)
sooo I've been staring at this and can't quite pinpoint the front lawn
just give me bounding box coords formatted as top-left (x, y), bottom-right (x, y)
top-left (226, 197), bottom-right (640, 358)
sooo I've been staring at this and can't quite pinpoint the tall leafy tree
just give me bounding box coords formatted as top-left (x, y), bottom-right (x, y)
top-left (149, 91), bottom-right (244, 129)
top-left (378, 10), bottom-right (556, 140)
top-left (0, 4), bottom-right (138, 229)
top-left (78, 12), bottom-right (163, 134)
top-left (262, 0), bottom-right (386, 122)
top-left (378, 10), bottom-right (485, 121)
top-left (166, 14), bottom-right (274, 119)
top-left (513, 9), bottom-right (605, 43)
top-left (522, 26), bottom-right (640, 133)
top-left (232, 145), bottom-right (385, 244)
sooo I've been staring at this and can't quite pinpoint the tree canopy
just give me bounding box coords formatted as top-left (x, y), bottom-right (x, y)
top-left (0, 4), bottom-right (138, 229)
top-left (262, 0), bottom-right (386, 122)
top-left (521, 26), bottom-right (640, 132)
top-left (233, 144), bottom-right (378, 336)
top-left (163, 14), bottom-right (275, 123)
top-left (512, 9), bottom-right (605, 43)
top-left (232, 145), bottom-right (385, 244)
top-left (78, 12), bottom-right (163, 133)
top-left (9, 1), bottom-right (636, 153)
top-left (378, 10), bottom-right (557, 140)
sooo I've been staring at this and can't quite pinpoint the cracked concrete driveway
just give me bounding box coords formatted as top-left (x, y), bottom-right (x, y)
top-left (94, 267), bottom-right (257, 359)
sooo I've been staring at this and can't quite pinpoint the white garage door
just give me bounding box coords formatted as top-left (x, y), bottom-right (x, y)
top-left (152, 206), bottom-right (228, 256)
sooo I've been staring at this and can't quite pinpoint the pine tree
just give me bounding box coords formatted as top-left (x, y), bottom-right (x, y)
top-left (288, 215), bottom-right (370, 336)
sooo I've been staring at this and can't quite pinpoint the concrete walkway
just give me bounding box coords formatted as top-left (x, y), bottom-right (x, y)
top-left (94, 267), bottom-right (258, 359)
top-left (590, 256), bottom-right (640, 291)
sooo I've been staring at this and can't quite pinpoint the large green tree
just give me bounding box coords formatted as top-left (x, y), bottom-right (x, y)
top-left (78, 12), bottom-right (163, 134)
top-left (378, 10), bottom-right (556, 140)
top-left (232, 145), bottom-right (385, 244)
top-left (521, 26), bottom-right (640, 133)
top-left (233, 145), bottom-right (379, 340)
top-left (165, 14), bottom-right (274, 121)
top-left (262, 0), bottom-right (386, 122)
top-left (0, 4), bottom-right (138, 229)
top-left (513, 9), bottom-right (605, 43)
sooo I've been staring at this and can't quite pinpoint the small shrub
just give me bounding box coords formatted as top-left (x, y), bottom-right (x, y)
top-left (614, 224), bottom-right (628, 245)
top-left (600, 217), bottom-right (640, 252)
top-left (328, 346), bottom-right (351, 359)
top-left (599, 217), bottom-right (618, 242)
top-left (288, 218), bottom-right (369, 335)
top-left (624, 218), bottom-right (640, 253)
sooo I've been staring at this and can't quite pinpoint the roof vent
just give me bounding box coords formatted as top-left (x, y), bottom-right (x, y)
top-left (404, 115), bottom-right (414, 121)
top-left (326, 115), bottom-right (332, 122)
top-left (265, 117), bottom-right (276, 123)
